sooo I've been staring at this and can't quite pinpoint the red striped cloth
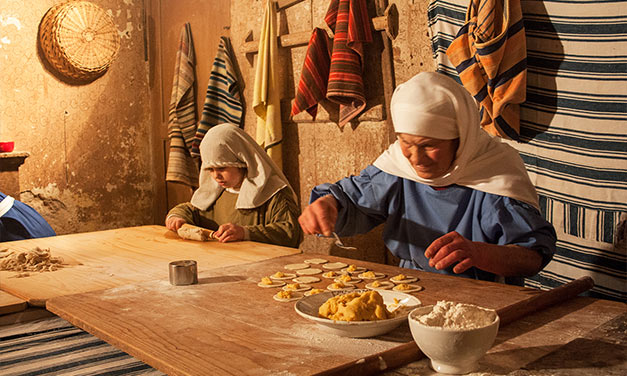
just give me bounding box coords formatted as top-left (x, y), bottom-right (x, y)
top-left (291, 0), bottom-right (372, 126)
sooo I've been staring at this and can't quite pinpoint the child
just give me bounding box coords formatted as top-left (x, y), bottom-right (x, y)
top-left (166, 124), bottom-right (302, 248)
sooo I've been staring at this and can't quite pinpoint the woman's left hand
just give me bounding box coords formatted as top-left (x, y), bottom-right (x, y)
top-left (214, 223), bottom-right (245, 243)
top-left (424, 231), bottom-right (482, 274)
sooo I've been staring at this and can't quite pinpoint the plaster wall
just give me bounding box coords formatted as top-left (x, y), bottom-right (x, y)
top-left (0, 0), bottom-right (154, 235)
top-left (230, 0), bottom-right (435, 263)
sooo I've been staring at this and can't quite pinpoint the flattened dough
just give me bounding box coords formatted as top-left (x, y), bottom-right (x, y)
top-left (341, 265), bottom-right (367, 274)
top-left (322, 262), bottom-right (347, 270)
top-left (293, 276), bottom-right (320, 284)
top-left (304, 288), bottom-right (326, 296)
top-left (273, 290), bottom-right (302, 302)
top-left (257, 280), bottom-right (286, 288)
top-left (284, 263), bottom-right (310, 270)
top-left (392, 283), bottom-right (424, 293)
top-left (326, 283), bottom-right (356, 291)
top-left (389, 274), bottom-right (419, 284)
top-left (365, 281), bottom-right (394, 290)
top-left (296, 268), bottom-right (322, 276)
top-left (358, 271), bottom-right (386, 280)
top-left (282, 283), bottom-right (312, 292)
top-left (270, 271), bottom-right (297, 280)
top-left (304, 258), bottom-right (328, 264)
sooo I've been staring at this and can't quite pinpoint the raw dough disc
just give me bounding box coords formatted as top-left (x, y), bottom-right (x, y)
top-left (392, 284), bottom-right (424, 293)
top-left (273, 291), bottom-right (302, 302)
top-left (304, 258), bottom-right (328, 264)
top-left (304, 288), bottom-right (326, 296)
top-left (282, 284), bottom-right (312, 292)
top-left (333, 276), bottom-right (362, 285)
top-left (358, 271), bottom-right (386, 280)
top-left (326, 283), bottom-right (356, 291)
top-left (257, 280), bottom-right (286, 288)
top-left (365, 281), bottom-right (394, 290)
top-left (296, 268), bottom-right (322, 276)
top-left (284, 263), bottom-right (310, 270)
top-left (322, 262), bottom-right (347, 270)
top-left (341, 266), bottom-right (367, 275)
top-left (293, 276), bottom-right (320, 284)
top-left (389, 275), bottom-right (418, 284)
top-left (269, 272), bottom-right (296, 280)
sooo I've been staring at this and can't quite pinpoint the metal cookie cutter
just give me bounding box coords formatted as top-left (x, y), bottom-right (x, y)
top-left (169, 260), bottom-right (198, 286)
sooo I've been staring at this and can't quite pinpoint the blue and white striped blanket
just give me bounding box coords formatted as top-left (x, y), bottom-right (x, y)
top-left (428, 0), bottom-right (627, 301)
top-left (0, 317), bottom-right (162, 375)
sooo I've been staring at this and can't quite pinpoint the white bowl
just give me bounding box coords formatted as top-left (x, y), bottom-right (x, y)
top-left (408, 305), bottom-right (499, 374)
top-left (294, 289), bottom-right (421, 338)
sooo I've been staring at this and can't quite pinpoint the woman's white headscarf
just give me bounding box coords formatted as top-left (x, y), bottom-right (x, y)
top-left (373, 72), bottom-right (539, 209)
top-left (191, 124), bottom-right (296, 210)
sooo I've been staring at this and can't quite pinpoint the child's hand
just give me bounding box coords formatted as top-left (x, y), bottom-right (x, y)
top-left (214, 223), bottom-right (245, 242)
top-left (165, 216), bottom-right (186, 231)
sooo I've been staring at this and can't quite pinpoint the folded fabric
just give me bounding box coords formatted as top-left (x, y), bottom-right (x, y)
top-left (191, 36), bottom-right (243, 158)
top-left (291, 0), bottom-right (372, 127)
top-left (253, 0), bottom-right (283, 168)
top-left (446, 0), bottom-right (527, 140)
top-left (166, 23), bottom-right (199, 187)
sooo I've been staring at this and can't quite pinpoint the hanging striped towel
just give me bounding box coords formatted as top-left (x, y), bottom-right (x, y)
top-left (166, 23), bottom-right (199, 187)
top-left (291, 0), bottom-right (372, 127)
top-left (446, 0), bottom-right (527, 140)
top-left (254, 0), bottom-right (283, 168)
top-left (191, 36), bottom-right (243, 158)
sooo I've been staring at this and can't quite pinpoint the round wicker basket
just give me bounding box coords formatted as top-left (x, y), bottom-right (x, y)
top-left (39, 1), bottom-right (120, 81)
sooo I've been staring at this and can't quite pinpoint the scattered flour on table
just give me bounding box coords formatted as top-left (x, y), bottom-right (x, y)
top-left (417, 301), bottom-right (496, 329)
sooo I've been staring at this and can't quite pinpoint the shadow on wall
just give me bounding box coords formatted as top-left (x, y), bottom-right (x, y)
top-left (519, 0), bottom-right (564, 142)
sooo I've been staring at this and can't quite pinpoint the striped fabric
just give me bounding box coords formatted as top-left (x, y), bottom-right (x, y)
top-left (428, 0), bottom-right (627, 301)
top-left (291, 0), bottom-right (372, 127)
top-left (0, 317), bottom-right (162, 375)
top-left (191, 36), bottom-right (243, 158)
top-left (165, 23), bottom-right (199, 187)
top-left (446, 0), bottom-right (527, 140)
top-left (254, 0), bottom-right (283, 168)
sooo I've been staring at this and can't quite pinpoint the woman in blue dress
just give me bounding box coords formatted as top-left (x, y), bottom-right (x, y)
top-left (0, 192), bottom-right (56, 242)
top-left (298, 72), bottom-right (556, 284)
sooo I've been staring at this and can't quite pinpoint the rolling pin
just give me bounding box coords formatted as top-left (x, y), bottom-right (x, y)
top-left (314, 276), bottom-right (595, 376)
top-left (177, 224), bottom-right (215, 241)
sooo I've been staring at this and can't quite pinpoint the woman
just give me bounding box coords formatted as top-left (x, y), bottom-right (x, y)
top-left (0, 192), bottom-right (56, 241)
top-left (166, 124), bottom-right (302, 248)
top-left (299, 72), bottom-right (556, 284)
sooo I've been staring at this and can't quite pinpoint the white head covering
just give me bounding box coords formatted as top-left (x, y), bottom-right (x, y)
top-left (191, 124), bottom-right (296, 210)
top-left (373, 72), bottom-right (539, 209)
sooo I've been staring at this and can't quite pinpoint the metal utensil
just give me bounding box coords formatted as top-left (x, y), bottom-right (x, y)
top-left (331, 232), bottom-right (357, 251)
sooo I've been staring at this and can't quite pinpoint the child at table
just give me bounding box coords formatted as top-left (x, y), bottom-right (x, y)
top-left (165, 123), bottom-right (302, 248)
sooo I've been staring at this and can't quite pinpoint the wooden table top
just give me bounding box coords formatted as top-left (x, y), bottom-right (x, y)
top-left (0, 290), bottom-right (27, 315)
top-left (0, 225), bottom-right (299, 306)
top-left (46, 252), bottom-right (626, 376)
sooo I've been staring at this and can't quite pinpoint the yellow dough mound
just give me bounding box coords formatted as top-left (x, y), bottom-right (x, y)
top-left (318, 290), bottom-right (391, 321)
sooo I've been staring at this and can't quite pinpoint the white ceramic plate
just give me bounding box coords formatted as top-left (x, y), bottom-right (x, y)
top-left (294, 289), bottom-right (421, 338)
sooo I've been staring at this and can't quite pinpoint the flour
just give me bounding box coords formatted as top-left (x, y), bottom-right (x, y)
top-left (416, 301), bottom-right (497, 329)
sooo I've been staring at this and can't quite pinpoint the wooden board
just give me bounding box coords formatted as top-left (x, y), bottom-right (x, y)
top-left (0, 225), bottom-right (299, 306)
top-left (46, 253), bottom-right (552, 376)
top-left (0, 290), bottom-right (27, 315)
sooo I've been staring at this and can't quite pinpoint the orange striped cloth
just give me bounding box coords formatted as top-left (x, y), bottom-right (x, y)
top-left (291, 0), bottom-right (371, 127)
top-left (446, 0), bottom-right (527, 140)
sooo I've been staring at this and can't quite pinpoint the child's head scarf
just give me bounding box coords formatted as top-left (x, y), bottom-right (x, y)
top-left (191, 124), bottom-right (296, 210)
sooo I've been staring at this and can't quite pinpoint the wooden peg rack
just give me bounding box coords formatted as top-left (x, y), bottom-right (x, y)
top-left (243, 0), bottom-right (399, 55)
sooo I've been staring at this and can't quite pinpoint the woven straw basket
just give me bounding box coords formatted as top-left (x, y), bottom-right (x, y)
top-left (39, 1), bottom-right (120, 81)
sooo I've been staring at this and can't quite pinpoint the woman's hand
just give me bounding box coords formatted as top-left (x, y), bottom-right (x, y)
top-left (165, 216), bottom-right (186, 231)
top-left (424, 231), bottom-right (482, 274)
top-left (298, 195), bottom-right (338, 236)
top-left (214, 223), bottom-right (245, 243)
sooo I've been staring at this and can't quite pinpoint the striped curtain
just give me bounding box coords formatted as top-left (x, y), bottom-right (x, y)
top-left (428, 0), bottom-right (627, 301)
top-left (165, 23), bottom-right (199, 187)
top-left (191, 36), bottom-right (243, 158)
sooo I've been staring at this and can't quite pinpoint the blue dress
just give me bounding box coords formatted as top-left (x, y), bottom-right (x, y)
top-left (311, 166), bottom-right (556, 284)
top-left (0, 192), bottom-right (56, 242)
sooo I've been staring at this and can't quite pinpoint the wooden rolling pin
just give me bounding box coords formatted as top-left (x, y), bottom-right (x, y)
top-left (314, 276), bottom-right (595, 376)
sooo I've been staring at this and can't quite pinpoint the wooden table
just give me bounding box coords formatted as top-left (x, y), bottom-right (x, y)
top-left (0, 225), bottom-right (299, 306)
top-left (0, 290), bottom-right (26, 315)
top-left (45, 252), bottom-right (626, 375)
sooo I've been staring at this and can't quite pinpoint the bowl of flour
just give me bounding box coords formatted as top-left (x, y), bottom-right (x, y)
top-left (408, 301), bottom-right (499, 374)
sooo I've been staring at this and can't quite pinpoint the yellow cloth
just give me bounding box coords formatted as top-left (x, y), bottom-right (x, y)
top-left (253, 0), bottom-right (283, 169)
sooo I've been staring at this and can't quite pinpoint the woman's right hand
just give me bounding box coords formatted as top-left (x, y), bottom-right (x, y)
top-left (165, 216), bottom-right (186, 231)
top-left (298, 195), bottom-right (338, 236)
